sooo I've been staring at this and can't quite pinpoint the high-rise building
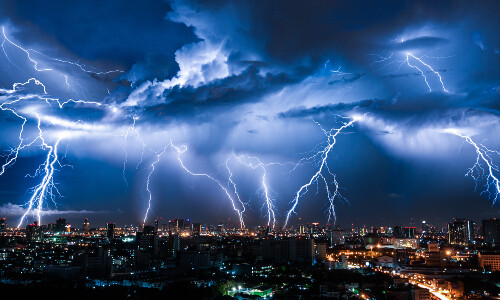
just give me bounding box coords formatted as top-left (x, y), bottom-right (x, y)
top-left (192, 223), bottom-right (202, 236)
top-left (448, 218), bottom-right (474, 245)
top-left (330, 229), bottom-right (345, 246)
top-left (393, 226), bottom-right (404, 238)
top-left (26, 222), bottom-right (42, 241)
top-left (0, 218), bottom-right (6, 231)
top-left (169, 219), bottom-right (190, 233)
top-left (106, 222), bottom-right (115, 239)
top-left (82, 218), bottom-right (90, 233)
top-left (483, 218), bottom-right (500, 245)
top-left (404, 227), bottom-right (416, 238)
top-left (55, 218), bottom-right (67, 233)
top-left (422, 221), bottom-right (430, 235)
top-left (154, 218), bottom-right (159, 232)
top-left (167, 233), bottom-right (180, 258)
top-left (136, 225), bottom-right (158, 266)
top-left (262, 238), bottom-right (315, 264)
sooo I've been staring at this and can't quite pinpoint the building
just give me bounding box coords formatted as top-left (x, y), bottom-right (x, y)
top-left (136, 225), bottom-right (158, 266)
top-left (26, 222), bottom-right (42, 241)
top-left (169, 219), bottom-right (190, 233)
top-left (425, 242), bottom-right (442, 267)
top-left (414, 287), bottom-right (431, 300)
top-left (478, 253), bottom-right (500, 271)
top-left (262, 238), bottom-right (315, 264)
top-left (421, 221), bottom-right (430, 235)
top-left (483, 218), bottom-right (500, 245)
top-left (77, 247), bottom-right (112, 277)
top-left (315, 242), bottom-right (327, 262)
top-left (55, 218), bottom-right (67, 233)
top-left (180, 251), bottom-right (223, 269)
top-left (448, 218), bottom-right (474, 245)
top-left (393, 238), bottom-right (418, 250)
top-left (82, 218), bottom-right (90, 233)
top-left (192, 223), bottom-right (202, 236)
top-left (404, 227), bottom-right (416, 238)
top-left (330, 229), bottom-right (345, 246)
top-left (0, 218), bottom-right (6, 231)
top-left (393, 226), bottom-right (404, 238)
top-left (106, 222), bottom-right (115, 239)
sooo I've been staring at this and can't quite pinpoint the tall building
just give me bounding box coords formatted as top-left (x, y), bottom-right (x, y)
top-left (55, 218), bottom-right (67, 233)
top-left (169, 219), bottom-right (190, 233)
top-left (82, 218), bottom-right (90, 233)
top-left (422, 221), bottom-right (430, 235)
top-left (393, 226), bottom-right (404, 238)
top-left (483, 218), bottom-right (500, 245)
top-left (136, 225), bottom-right (158, 266)
top-left (106, 222), bottom-right (115, 239)
top-left (167, 233), bottom-right (180, 258)
top-left (0, 218), bottom-right (6, 231)
top-left (26, 222), bottom-right (42, 241)
top-left (448, 218), bottom-right (474, 245)
top-left (404, 227), bottom-right (416, 238)
top-left (330, 229), bottom-right (345, 246)
top-left (154, 218), bottom-right (159, 232)
top-left (192, 223), bottom-right (202, 236)
top-left (262, 238), bottom-right (315, 264)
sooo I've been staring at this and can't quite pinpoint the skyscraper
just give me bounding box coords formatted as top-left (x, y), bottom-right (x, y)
top-left (55, 218), bottom-right (67, 233)
top-left (483, 218), bottom-right (500, 245)
top-left (0, 218), bottom-right (6, 232)
top-left (106, 222), bottom-right (115, 239)
top-left (192, 223), bottom-right (202, 236)
top-left (136, 225), bottom-right (158, 266)
top-left (82, 218), bottom-right (90, 233)
top-left (448, 218), bottom-right (474, 245)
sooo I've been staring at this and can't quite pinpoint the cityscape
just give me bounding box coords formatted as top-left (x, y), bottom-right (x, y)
top-left (0, 216), bottom-right (500, 298)
top-left (0, 0), bottom-right (500, 299)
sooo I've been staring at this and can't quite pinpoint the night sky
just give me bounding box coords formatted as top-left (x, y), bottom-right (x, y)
top-left (0, 0), bottom-right (499, 228)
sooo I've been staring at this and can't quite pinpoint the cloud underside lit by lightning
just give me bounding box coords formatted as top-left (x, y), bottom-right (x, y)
top-left (0, 26), bottom-right (124, 227)
top-left (2, 21), bottom-right (500, 231)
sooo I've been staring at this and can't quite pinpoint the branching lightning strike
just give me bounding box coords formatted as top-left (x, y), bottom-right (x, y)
top-left (230, 154), bottom-right (277, 229)
top-left (0, 27), bottom-right (124, 227)
top-left (445, 129), bottom-right (500, 204)
top-left (284, 115), bottom-right (362, 228)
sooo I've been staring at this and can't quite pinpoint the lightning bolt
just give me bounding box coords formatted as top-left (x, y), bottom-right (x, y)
top-left (284, 115), bottom-right (362, 228)
top-left (142, 146), bottom-right (168, 225)
top-left (18, 116), bottom-right (63, 227)
top-left (230, 154), bottom-right (276, 229)
top-left (0, 27), bottom-right (124, 227)
top-left (169, 141), bottom-right (246, 228)
top-left (2, 26), bottom-right (122, 76)
top-left (445, 129), bottom-right (500, 204)
top-left (368, 37), bottom-right (450, 93)
top-left (122, 116), bottom-right (140, 186)
top-left (404, 52), bottom-right (449, 93)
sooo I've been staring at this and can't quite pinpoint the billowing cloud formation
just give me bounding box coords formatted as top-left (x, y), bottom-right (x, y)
top-left (0, 0), bottom-right (499, 228)
top-left (0, 203), bottom-right (106, 217)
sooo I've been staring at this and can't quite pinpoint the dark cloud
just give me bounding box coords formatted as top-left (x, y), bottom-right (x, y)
top-left (1, 0), bottom-right (197, 83)
top-left (0, 0), bottom-right (499, 227)
top-left (139, 65), bottom-right (304, 122)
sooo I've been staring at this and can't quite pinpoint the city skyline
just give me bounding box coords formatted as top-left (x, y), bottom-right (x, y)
top-left (0, 0), bottom-right (499, 228)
